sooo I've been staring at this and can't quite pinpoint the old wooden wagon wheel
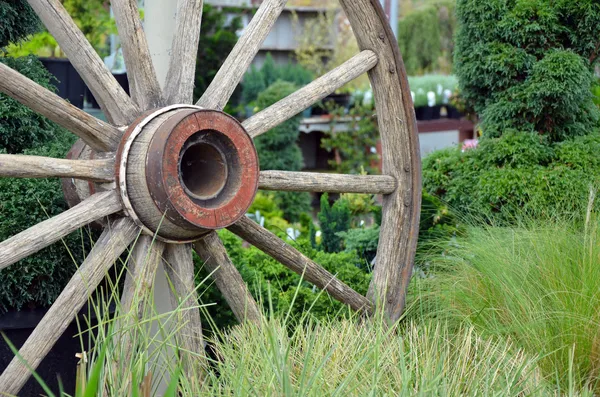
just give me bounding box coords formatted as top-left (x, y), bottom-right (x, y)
top-left (0, 0), bottom-right (420, 393)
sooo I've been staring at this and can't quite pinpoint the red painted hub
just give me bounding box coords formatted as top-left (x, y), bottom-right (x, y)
top-left (147, 109), bottom-right (258, 229)
top-left (115, 106), bottom-right (259, 242)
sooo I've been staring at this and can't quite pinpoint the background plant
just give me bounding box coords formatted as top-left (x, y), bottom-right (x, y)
top-left (0, 0), bottom-right (40, 48)
top-left (398, 1), bottom-right (456, 75)
top-left (0, 6), bottom-right (92, 312)
top-left (321, 101), bottom-right (380, 175)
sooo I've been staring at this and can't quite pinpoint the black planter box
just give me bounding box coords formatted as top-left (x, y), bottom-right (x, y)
top-left (446, 105), bottom-right (464, 119)
top-left (87, 73), bottom-right (130, 109)
top-left (40, 58), bottom-right (86, 109)
top-left (415, 106), bottom-right (434, 120)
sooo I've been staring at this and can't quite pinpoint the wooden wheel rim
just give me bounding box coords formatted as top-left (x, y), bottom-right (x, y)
top-left (0, 0), bottom-right (421, 393)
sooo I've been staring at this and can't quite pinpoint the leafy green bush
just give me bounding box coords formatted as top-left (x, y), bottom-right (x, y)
top-left (423, 131), bottom-right (600, 223)
top-left (317, 193), bottom-right (351, 253)
top-left (0, 131), bottom-right (92, 312)
top-left (420, 219), bottom-right (600, 390)
top-left (194, 230), bottom-right (371, 329)
top-left (254, 80), bottom-right (311, 222)
top-left (0, 0), bottom-right (40, 48)
top-left (0, 56), bottom-right (61, 154)
top-left (455, 0), bottom-right (600, 141)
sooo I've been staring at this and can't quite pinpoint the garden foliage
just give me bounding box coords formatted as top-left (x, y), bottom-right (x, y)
top-left (242, 53), bottom-right (313, 106)
top-left (0, 0), bottom-right (40, 48)
top-left (424, 131), bottom-right (600, 223)
top-left (0, 22), bottom-right (91, 311)
top-left (418, 218), bottom-right (600, 391)
top-left (0, 56), bottom-right (62, 154)
top-left (0, 130), bottom-right (90, 312)
top-left (455, 0), bottom-right (600, 141)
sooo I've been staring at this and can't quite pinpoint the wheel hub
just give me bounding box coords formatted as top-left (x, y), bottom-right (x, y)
top-left (115, 105), bottom-right (259, 242)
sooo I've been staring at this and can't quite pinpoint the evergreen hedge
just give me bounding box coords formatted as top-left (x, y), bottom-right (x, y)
top-left (455, 0), bottom-right (600, 141)
top-left (0, 0), bottom-right (40, 49)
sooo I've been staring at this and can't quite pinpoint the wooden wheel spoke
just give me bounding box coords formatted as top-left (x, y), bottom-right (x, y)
top-left (0, 190), bottom-right (123, 271)
top-left (243, 50), bottom-right (378, 138)
top-left (120, 235), bottom-right (166, 317)
top-left (259, 171), bottom-right (397, 194)
top-left (163, 243), bottom-right (206, 383)
top-left (112, 0), bottom-right (162, 110)
top-left (193, 232), bottom-right (262, 323)
top-left (0, 154), bottom-right (113, 182)
top-left (27, 0), bottom-right (138, 125)
top-left (113, 235), bottom-right (165, 382)
top-left (196, 0), bottom-right (287, 110)
top-left (0, 217), bottom-right (138, 395)
top-left (163, 0), bottom-right (204, 105)
top-left (228, 216), bottom-right (372, 313)
top-left (0, 62), bottom-right (121, 151)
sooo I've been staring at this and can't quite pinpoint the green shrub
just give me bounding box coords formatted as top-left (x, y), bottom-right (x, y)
top-left (194, 230), bottom-right (371, 329)
top-left (0, 131), bottom-right (92, 312)
top-left (454, 0), bottom-right (600, 140)
top-left (242, 53), bottom-right (313, 106)
top-left (423, 131), bottom-right (600, 224)
top-left (420, 219), bottom-right (600, 390)
top-left (254, 80), bottom-right (311, 222)
top-left (0, 0), bottom-right (40, 48)
top-left (317, 193), bottom-right (351, 253)
top-left (0, 56), bottom-right (60, 154)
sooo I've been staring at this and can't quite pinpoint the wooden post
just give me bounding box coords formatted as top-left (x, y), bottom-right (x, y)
top-left (143, 0), bottom-right (179, 392)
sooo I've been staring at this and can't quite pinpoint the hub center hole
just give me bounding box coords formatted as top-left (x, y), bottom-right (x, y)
top-left (179, 142), bottom-right (228, 200)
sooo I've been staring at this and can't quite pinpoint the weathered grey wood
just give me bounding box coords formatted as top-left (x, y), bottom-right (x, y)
top-left (193, 232), bottom-right (262, 323)
top-left (244, 50), bottom-right (378, 138)
top-left (27, 0), bottom-right (139, 125)
top-left (196, 0), bottom-right (287, 110)
top-left (163, 243), bottom-right (206, 386)
top-left (0, 154), bottom-right (114, 182)
top-left (111, 235), bottom-right (165, 395)
top-left (120, 235), bottom-right (166, 318)
top-left (0, 62), bottom-right (121, 151)
top-left (339, 0), bottom-right (422, 323)
top-left (125, 109), bottom-right (205, 241)
top-left (0, 190), bottom-right (123, 271)
top-left (0, 217), bottom-right (138, 395)
top-left (259, 171), bottom-right (396, 194)
top-left (228, 217), bottom-right (372, 313)
top-left (112, 0), bottom-right (162, 110)
top-left (163, 0), bottom-right (204, 105)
